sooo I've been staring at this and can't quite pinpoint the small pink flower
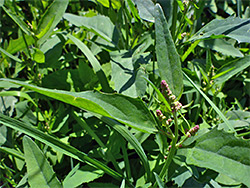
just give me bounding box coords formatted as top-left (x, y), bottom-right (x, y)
top-left (156, 109), bottom-right (163, 117)
top-left (161, 80), bottom-right (168, 90)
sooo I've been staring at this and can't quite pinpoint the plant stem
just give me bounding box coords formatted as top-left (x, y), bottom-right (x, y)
top-left (155, 111), bottom-right (179, 186)
top-left (174, 2), bottom-right (191, 42)
top-left (171, 0), bottom-right (178, 39)
top-left (21, 30), bottom-right (32, 58)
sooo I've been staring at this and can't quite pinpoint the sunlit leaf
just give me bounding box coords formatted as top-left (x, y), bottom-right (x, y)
top-left (155, 3), bottom-right (183, 98)
top-left (23, 136), bottom-right (62, 188)
top-left (1, 79), bottom-right (157, 133)
top-left (178, 128), bottom-right (250, 187)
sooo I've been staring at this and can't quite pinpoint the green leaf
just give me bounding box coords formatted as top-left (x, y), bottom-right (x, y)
top-left (183, 72), bottom-right (235, 132)
top-left (155, 3), bottom-right (183, 98)
top-left (32, 48), bottom-right (45, 63)
top-left (23, 136), bottom-right (62, 188)
top-left (67, 34), bottom-right (112, 93)
top-left (168, 157), bottom-right (193, 187)
top-left (0, 125), bottom-right (7, 146)
top-left (1, 79), bottom-right (157, 133)
top-left (190, 17), bottom-right (250, 43)
top-left (63, 14), bottom-right (118, 45)
top-left (198, 38), bottom-right (243, 57)
top-left (0, 95), bottom-right (17, 116)
top-left (181, 40), bottom-right (200, 62)
top-left (215, 173), bottom-right (241, 186)
top-left (0, 91), bottom-right (37, 107)
top-left (134, 0), bottom-right (155, 22)
top-left (154, 172), bottom-right (165, 188)
top-left (40, 35), bottom-right (63, 69)
top-left (0, 146), bottom-right (24, 160)
top-left (93, 0), bottom-right (121, 9)
top-left (110, 50), bottom-right (148, 97)
top-left (213, 55), bottom-right (250, 84)
top-left (176, 0), bottom-right (185, 11)
top-left (6, 35), bottom-right (35, 55)
top-left (0, 47), bottom-right (22, 63)
top-left (16, 174), bottom-right (29, 188)
top-left (63, 164), bottom-right (104, 187)
top-left (37, 0), bottom-right (69, 45)
top-left (127, 0), bottom-right (140, 22)
top-left (226, 110), bottom-right (250, 120)
top-left (218, 119), bottom-right (250, 131)
top-left (0, 113), bottom-right (123, 181)
top-left (177, 128), bottom-right (250, 187)
top-left (36, 15), bottom-right (55, 39)
top-left (2, 6), bottom-right (33, 36)
top-left (100, 117), bottom-right (151, 181)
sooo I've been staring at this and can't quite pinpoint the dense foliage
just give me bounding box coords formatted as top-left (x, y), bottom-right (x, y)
top-left (0, 0), bottom-right (250, 187)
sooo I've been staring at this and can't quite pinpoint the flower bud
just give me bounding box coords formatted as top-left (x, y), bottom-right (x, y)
top-left (188, 125), bottom-right (199, 136)
top-left (161, 80), bottom-right (169, 90)
top-left (156, 109), bottom-right (162, 117)
top-left (168, 145), bottom-right (172, 151)
top-left (156, 110), bottom-right (166, 121)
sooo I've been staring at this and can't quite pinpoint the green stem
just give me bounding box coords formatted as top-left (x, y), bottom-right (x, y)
top-left (155, 111), bottom-right (179, 186)
top-left (21, 30), bottom-right (32, 58)
top-left (164, 124), bottom-right (174, 138)
top-left (237, 0), bottom-right (242, 18)
top-left (171, 0), bottom-right (178, 39)
top-left (121, 141), bottom-right (132, 181)
top-left (174, 2), bottom-right (191, 42)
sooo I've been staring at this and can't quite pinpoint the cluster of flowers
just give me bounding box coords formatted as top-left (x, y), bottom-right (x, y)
top-left (160, 80), bottom-right (182, 113)
top-left (156, 109), bottom-right (172, 126)
top-left (167, 125), bottom-right (200, 151)
top-left (156, 80), bottom-right (200, 153)
top-left (186, 125), bottom-right (199, 137)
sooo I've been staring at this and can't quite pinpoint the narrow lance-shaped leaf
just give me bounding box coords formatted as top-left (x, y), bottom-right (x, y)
top-left (177, 128), bottom-right (250, 187)
top-left (0, 113), bottom-right (123, 181)
top-left (189, 17), bottom-right (250, 43)
top-left (100, 116), bottom-right (151, 181)
top-left (213, 55), bottom-right (250, 84)
top-left (63, 14), bottom-right (118, 45)
top-left (0, 47), bottom-right (22, 63)
top-left (155, 3), bottom-right (183, 98)
top-left (183, 72), bottom-right (234, 132)
top-left (0, 79), bottom-right (157, 133)
top-left (37, 0), bottom-right (69, 45)
top-left (23, 136), bottom-right (62, 188)
top-left (198, 38), bottom-right (243, 58)
top-left (0, 91), bottom-right (37, 107)
top-left (67, 34), bottom-right (112, 93)
top-left (2, 6), bottom-right (33, 36)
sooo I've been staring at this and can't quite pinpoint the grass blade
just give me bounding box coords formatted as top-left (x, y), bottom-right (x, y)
top-left (37, 0), bottom-right (69, 45)
top-left (0, 113), bottom-right (123, 181)
top-left (0, 47), bottom-right (22, 63)
top-left (67, 34), bottom-right (112, 93)
top-left (2, 6), bottom-right (32, 36)
top-left (183, 72), bottom-right (235, 132)
top-left (100, 116), bottom-right (151, 182)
